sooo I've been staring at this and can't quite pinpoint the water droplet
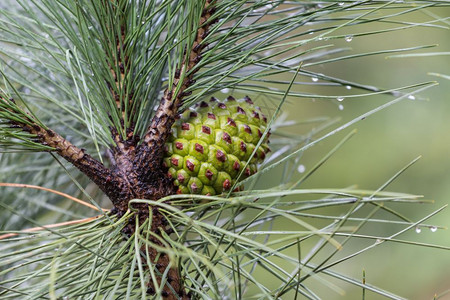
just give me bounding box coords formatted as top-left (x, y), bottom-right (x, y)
top-left (430, 226), bottom-right (437, 232)
top-left (297, 164), bottom-right (306, 173)
top-left (221, 88), bottom-right (230, 94)
top-left (338, 104), bottom-right (344, 111)
top-left (338, 2), bottom-right (345, 6)
top-left (344, 35), bottom-right (354, 42)
top-left (62, 296), bottom-right (69, 300)
top-left (20, 56), bottom-right (32, 63)
top-left (66, 264), bottom-right (71, 267)
top-left (345, 85), bottom-right (352, 90)
top-left (408, 95), bottom-right (415, 100)
top-left (415, 226), bottom-right (421, 233)
top-left (337, 96), bottom-right (345, 102)
top-left (376, 239), bottom-right (384, 244)
top-left (309, 31), bottom-right (314, 35)
top-left (318, 36), bottom-right (323, 41)
top-left (311, 77), bottom-right (319, 82)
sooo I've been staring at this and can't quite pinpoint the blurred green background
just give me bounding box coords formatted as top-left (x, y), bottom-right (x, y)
top-left (265, 8), bottom-right (449, 300)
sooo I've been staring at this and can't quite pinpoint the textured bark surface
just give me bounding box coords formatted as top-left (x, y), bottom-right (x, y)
top-left (135, 0), bottom-right (216, 182)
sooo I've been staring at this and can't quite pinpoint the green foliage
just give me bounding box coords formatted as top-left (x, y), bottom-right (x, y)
top-left (1, 191), bottom-right (445, 299)
top-left (0, 1), bottom-right (449, 299)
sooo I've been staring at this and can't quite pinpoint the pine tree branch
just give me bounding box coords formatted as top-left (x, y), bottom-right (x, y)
top-left (0, 96), bottom-right (133, 208)
top-left (127, 3), bottom-right (218, 298)
top-left (138, 212), bottom-right (189, 300)
top-left (102, 1), bottom-right (142, 210)
top-left (134, 0), bottom-right (217, 183)
top-left (106, 0), bottom-right (131, 128)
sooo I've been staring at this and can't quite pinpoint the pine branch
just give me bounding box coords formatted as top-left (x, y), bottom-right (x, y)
top-left (0, 96), bottom-right (134, 208)
top-left (103, 0), bottom-right (143, 214)
top-left (105, 0), bottom-right (132, 129)
top-left (134, 0), bottom-right (217, 184)
top-left (129, 2), bottom-right (218, 298)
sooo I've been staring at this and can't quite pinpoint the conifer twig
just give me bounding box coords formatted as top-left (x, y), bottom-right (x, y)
top-left (135, 0), bottom-right (217, 183)
top-left (130, 2), bottom-right (218, 298)
top-left (0, 96), bottom-right (133, 208)
top-left (0, 182), bottom-right (101, 211)
top-left (0, 216), bottom-right (103, 240)
top-left (104, 0), bottom-right (142, 211)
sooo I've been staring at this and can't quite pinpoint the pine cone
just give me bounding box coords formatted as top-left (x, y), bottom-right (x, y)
top-left (164, 96), bottom-right (270, 195)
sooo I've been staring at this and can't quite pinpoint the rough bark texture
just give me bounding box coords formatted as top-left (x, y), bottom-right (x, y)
top-left (134, 0), bottom-right (216, 182)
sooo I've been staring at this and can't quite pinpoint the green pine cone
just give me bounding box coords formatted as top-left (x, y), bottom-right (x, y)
top-left (164, 96), bottom-right (270, 195)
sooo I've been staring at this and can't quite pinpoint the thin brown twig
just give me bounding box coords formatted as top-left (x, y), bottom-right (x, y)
top-left (0, 182), bottom-right (103, 211)
top-left (0, 215), bottom-right (104, 240)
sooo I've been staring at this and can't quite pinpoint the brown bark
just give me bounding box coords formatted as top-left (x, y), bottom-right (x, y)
top-left (136, 209), bottom-right (190, 300)
top-left (134, 0), bottom-right (217, 183)
top-left (4, 116), bottom-right (133, 208)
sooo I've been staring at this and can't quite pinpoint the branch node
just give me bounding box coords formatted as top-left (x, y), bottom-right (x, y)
top-left (193, 54), bottom-right (202, 63)
top-left (174, 69), bottom-right (181, 79)
top-left (46, 129), bottom-right (55, 137)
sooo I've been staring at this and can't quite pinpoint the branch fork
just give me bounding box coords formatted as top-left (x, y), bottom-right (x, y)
top-left (1, 1), bottom-right (217, 299)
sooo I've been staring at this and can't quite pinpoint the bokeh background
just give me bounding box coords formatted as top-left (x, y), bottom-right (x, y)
top-left (230, 6), bottom-right (450, 299)
top-left (266, 7), bottom-right (450, 300)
